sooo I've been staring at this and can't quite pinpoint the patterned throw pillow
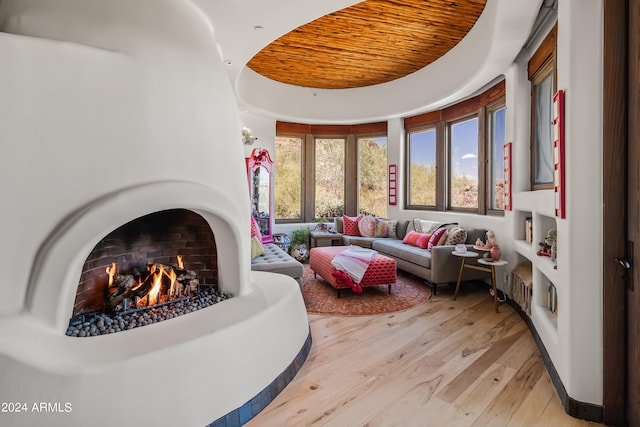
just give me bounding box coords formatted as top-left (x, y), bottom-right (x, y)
top-left (444, 227), bottom-right (468, 246)
top-left (413, 219), bottom-right (441, 234)
top-left (373, 219), bottom-right (398, 238)
top-left (343, 215), bottom-right (363, 236)
top-left (427, 227), bottom-right (447, 251)
top-left (250, 216), bottom-right (262, 239)
top-left (437, 230), bottom-right (449, 246)
top-left (358, 216), bottom-right (379, 237)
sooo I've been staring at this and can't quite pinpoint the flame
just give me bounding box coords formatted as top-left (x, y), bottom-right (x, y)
top-left (148, 265), bottom-right (164, 306)
top-left (106, 262), bottom-right (117, 287)
top-left (177, 255), bottom-right (184, 269)
top-left (167, 268), bottom-right (177, 298)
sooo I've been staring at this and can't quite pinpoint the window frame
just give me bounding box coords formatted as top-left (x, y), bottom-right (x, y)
top-left (356, 134), bottom-right (389, 217)
top-left (446, 113), bottom-right (482, 213)
top-left (274, 122), bottom-right (387, 223)
top-left (405, 123), bottom-right (442, 211)
top-left (486, 97), bottom-right (507, 215)
top-left (273, 133), bottom-right (306, 224)
top-left (529, 24), bottom-right (557, 191)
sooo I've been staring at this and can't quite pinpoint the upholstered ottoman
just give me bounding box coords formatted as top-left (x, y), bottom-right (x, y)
top-left (309, 246), bottom-right (397, 297)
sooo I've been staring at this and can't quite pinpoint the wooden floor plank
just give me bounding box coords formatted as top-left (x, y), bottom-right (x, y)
top-left (246, 287), bottom-right (604, 427)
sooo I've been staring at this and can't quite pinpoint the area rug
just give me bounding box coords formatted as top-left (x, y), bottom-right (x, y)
top-left (301, 264), bottom-right (431, 316)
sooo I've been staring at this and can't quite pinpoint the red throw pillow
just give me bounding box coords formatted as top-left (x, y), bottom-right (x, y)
top-left (428, 227), bottom-right (447, 251)
top-left (343, 215), bottom-right (363, 236)
top-left (402, 230), bottom-right (420, 246)
top-left (402, 231), bottom-right (431, 249)
top-left (416, 233), bottom-right (432, 249)
top-left (250, 216), bottom-right (262, 239)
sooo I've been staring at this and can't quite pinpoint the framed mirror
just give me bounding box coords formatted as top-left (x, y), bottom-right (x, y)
top-left (246, 148), bottom-right (273, 243)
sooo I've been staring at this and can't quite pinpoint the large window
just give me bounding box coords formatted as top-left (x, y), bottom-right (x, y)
top-left (489, 105), bottom-right (506, 210)
top-left (449, 117), bottom-right (479, 209)
top-left (404, 80), bottom-right (505, 215)
top-left (315, 138), bottom-right (345, 219)
top-left (407, 128), bottom-right (437, 207)
top-left (358, 136), bottom-right (388, 217)
top-left (529, 24), bottom-right (557, 190)
top-left (275, 122), bottom-right (387, 223)
top-left (274, 136), bottom-right (303, 220)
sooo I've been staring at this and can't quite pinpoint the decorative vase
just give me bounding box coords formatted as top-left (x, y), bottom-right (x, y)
top-left (490, 245), bottom-right (501, 261)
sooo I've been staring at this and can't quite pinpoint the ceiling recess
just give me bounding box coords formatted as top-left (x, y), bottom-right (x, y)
top-left (247, 0), bottom-right (487, 89)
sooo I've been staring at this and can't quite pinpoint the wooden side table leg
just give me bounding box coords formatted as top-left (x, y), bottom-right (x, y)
top-left (490, 266), bottom-right (499, 313)
top-left (453, 258), bottom-right (466, 300)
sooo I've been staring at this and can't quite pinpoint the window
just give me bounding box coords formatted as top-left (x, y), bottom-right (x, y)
top-left (275, 121), bottom-right (388, 223)
top-left (489, 105), bottom-right (506, 210)
top-left (531, 68), bottom-right (555, 188)
top-left (358, 136), bottom-right (388, 217)
top-left (403, 80), bottom-right (505, 215)
top-left (407, 127), bottom-right (437, 207)
top-left (529, 24), bottom-right (557, 190)
top-left (315, 138), bottom-right (345, 219)
top-left (274, 136), bottom-right (303, 220)
top-left (449, 117), bottom-right (479, 209)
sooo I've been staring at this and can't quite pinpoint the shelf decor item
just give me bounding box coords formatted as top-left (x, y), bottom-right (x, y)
top-left (388, 164), bottom-right (397, 205)
top-left (503, 142), bottom-right (512, 211)
top-left (553, 89), bottom-right (565, 218)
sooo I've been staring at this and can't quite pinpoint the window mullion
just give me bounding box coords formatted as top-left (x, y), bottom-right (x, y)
top-left (304, 133), bottom-right (314, 222)
top-left (436, 121), bottom-right (447, 211)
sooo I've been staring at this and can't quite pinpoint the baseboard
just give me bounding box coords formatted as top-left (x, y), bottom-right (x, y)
top-left (506, 299), bottom-right (604, 423)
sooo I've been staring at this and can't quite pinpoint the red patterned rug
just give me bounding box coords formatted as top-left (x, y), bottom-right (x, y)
top-left (301, 264), bottom-right (432, 316)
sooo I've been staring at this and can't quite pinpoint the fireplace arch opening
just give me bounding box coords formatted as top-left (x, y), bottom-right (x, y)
top-left (66, 208), bottom-right (227, 336)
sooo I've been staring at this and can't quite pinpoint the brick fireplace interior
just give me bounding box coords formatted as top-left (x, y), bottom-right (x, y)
top-left (74, 208), bottom-right (218, 317)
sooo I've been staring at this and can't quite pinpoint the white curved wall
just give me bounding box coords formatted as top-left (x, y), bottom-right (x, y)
top-left (0, 1), bottom-right (310, 425)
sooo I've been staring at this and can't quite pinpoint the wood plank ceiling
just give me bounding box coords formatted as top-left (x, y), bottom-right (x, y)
top-left (247, 0), bottom-right (487, 89)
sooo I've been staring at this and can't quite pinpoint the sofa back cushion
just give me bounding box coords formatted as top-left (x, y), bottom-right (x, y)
top-left (463, 227), bottom-right (488, 244)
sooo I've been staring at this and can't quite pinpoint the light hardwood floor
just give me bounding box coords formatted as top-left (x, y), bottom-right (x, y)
top-left (247, 286), bottom-right (603, 427)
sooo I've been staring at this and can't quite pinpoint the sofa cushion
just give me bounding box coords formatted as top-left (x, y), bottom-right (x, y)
top-left (373, 239), bottom-right (432, 269)
top-left (250, 216), bottom-right (262, 239)
top-left (428, 227), bottom-right (448, 251)
top-left (374, 219), bottom-right (397, 238)
top-left (341, 235), bottom-right (377, 248)
top-left (251, 243), bottom-right (304, 279)
top-left (395, 219), bottom-right (411, 240)
top-left (358, 215), bottom-right (378, 237)
top-left (402, 230), bottom-right (431, 249)
top-left (463, 227), bottom-right (488, 244)
top-left (250, 236), bottom-right (265, 259)
top-left (444, 226), bottom-right (468, 246)
top-left (343, 215), bottom-right (362, 236)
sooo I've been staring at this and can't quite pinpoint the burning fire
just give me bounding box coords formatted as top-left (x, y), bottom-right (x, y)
top-left (148, 265), bottom-right (163, 306)
top-left (106, 262), bottom-right (117, 287)
top-left (105, 255), bottom-right (194, 313)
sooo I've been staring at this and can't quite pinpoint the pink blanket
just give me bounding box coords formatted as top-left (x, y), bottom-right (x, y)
top-left (331, 246), bottom-right (377, 292)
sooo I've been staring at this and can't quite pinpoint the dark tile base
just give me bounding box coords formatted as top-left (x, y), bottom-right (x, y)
top-left (208, 329), bottom-right (312, 427)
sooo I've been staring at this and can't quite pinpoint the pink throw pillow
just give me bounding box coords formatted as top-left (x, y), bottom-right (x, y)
top-left (250, 216), bottom-right (262, 239)
top-left (402, 230), bottom-right (420, 246)
top-left (343, 215), bottom-right (363, 236)
top-left (402, 231), bottom-right (431, 249)
top-left (428, 227), bottom-right (447, 251)
top-left (416, 233), bottom-right (432, 249)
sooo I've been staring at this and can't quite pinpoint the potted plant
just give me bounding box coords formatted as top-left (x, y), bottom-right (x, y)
top-left (290, 226), bottom-right (311, 261)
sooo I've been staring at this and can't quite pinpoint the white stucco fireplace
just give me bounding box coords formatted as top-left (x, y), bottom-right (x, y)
top-left (0, 1), bottom-right (310, 426)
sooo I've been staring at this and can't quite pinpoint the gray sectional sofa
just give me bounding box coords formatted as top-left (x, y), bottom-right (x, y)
top-left (250, 243), bottom-right (304, 288)
top-left (335, 217), bottom-right (489, 294)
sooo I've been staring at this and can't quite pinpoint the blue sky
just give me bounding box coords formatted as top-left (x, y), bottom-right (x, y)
top-left (409, 110), bottom-right (506, 179)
